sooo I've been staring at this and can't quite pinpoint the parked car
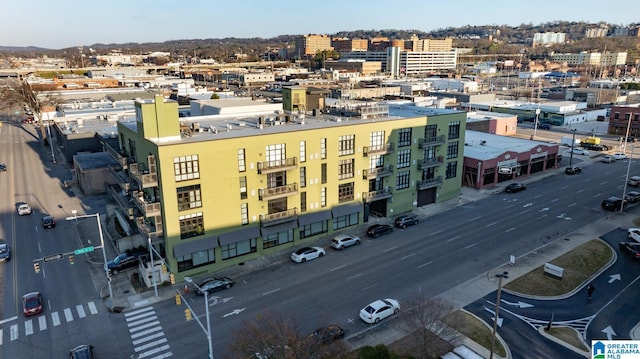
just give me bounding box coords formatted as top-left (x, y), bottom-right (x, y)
top-left (195, 277), bottom-right (234, 295)
top-left (627, 228), bottom-right (640, 243)
top-left (22, 292), bottom-right (43, 317)
top-left (69, 344), bottom-right (95, 359)
top-left (581, 143), bottom-right (606, 151)
top-left (613, 152), bottom-right (627, 160)
top-left (628, 176), bottom-right (640, 187)
top-left (330, 234), bottom-right (361, 250)
top-left (625, 191), bottom-right (640, 203)
top-left (569, 148), bottom-right (589, 156)
top-left (42, 215), bottom-right (56, 229)
top-left (105, 249), bottom-right (147, 274)
top-left (619, 242), bottom-right (640, 260)
top-left (359, 298), bottom-right (400, 324)
top-left (538, 123), bottom-right (551, 130)
top-left (16, 202), bottom-right (32, 216)
top-left (309, 325), bottom-right (345, 344)
top-left (565, 166), bottom-right (582, 175)
top-left (394, 214), bottom-right (419, 228)
top-left (0, 242), bottom-right (10, 262)
top-left (602, 197), bottom-right (625, 211)
top-left (601, 155), bottom-right (616, 163)
top-left (505, 183), bottom-right (526, 193)
top-left (0, 163), bottom-right (6, 171)
top-left (290, 246), bottom-right (325, 263)
top-left (366, 224), bottom-right (393, 238)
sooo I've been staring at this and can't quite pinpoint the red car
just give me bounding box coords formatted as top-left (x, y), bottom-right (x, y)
top-left (22, 292), bottom-right (43, 317)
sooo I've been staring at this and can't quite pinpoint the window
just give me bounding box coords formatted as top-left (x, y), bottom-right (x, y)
top-left (321, 187), bottom-right (326, 207)
top-left (625, 113), bottom-right (631, 121)
top-left (338, 159), bottom-right (355, 179)
top-left (338, 182), bottom-right (354, 203)
top-left (179, 213), bottom-right (204, 239)
top-left (241, 203), bottom-right (249, 225)
top-left (446, 161), bottom-right (457, 179)
top-left (300, 220), bottom-right (328, 239)
top-left (221, 238), bottom-right (257, 260)
top-left (267, 197), bottom-right (288, 214)
top-left (174, 155), bottom-right (200, 181)
top-left (398, 128), bottom-right (412, 147)
top-left (448, 121), bottom-right (460, 139)
top-left (320, 138), bottom-right (327, 159)
top-left (176, 248), bottom-right (215, 272)
top-left (177, 185), bottom-right (202, 211)
top-left (237, 149), bottom-right (246, 172)
top-left (321, 163), bottom-right (327, 184)
top-left (338, 134), bottom-right (355, 156)
top-left (447, 141), bottom-right (459, 159)
top-left (370, 131), bottom-right (385, 148)
top-left (262, 229), bottom-right (294, 249)
top-left (333, 213), bottom-right (358, 230)
top-left (300, 192), bottom-right (307, 212)
top-left (425, 124), bottom-right (437, 140)
top-left (299, 141), bottom-right (306, 163)
top-left (397, 149), bottom-right (411, 169)
top-left (614, 112), bottom-right (620, 120)
top-left (266, 143), bottom-right (286, 162)
top-left (369, 155), bottom-right (384, 169)
top-left (300, 167), bottom-right (307, 188)
top-left (396, 170), bottom-right (410, 190)
top-left (239, 176), bottom-right (247, 199)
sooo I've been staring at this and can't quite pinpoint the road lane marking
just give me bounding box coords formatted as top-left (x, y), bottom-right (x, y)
top-left (430, 229), bottom-right (443, 236)
top-left (447, 235), bottom-right (460, 242)
top-left (347, 273), bottom-right (363, 280)
top-left (577, 189), bottom-right (584, 193)
top-left (0, 316), bottom-right (17, 325)
top-left (330, 264), bottom-right (347, 272)
top-left (469, 216), bottom-right (482, 222)
top-left (10, 324), bottom-right (18, 341)
top-left (64, 308), bottom-right (73, 322)
top-left (262, 288), bottom-right (280, 296)
top-left (130, 326), bottom-right (163, 339)
top-left (486, 221), bottom-right (498, 227)
top-left (124, 306), bottom-right (154, 317)
top-left (133, 331), bottom-right (166, 346)
top-left (88, 301), bottom-right (98, 315)
top-left (134, 338), bottom-right (168, 352)
top-left (25, 320), bottom-right (33, 336)
top-left (400, 253), bottom-right (416, 260)
top-left (38, 316), bottom-right (47, 331)
top-left (418, 261), bottom-right (432, 268)
top-left (128, 315), bottom-right (158, 328)
top-left (129, 321), bottom-right (161, 333)
top-left (76, 305), bottom-right (86, 318)
top-left (505, 227), bottom-right (516, 233)
top-left (383, 246), bottom-right (398, 252)
top-left (594, 192), bottom-right (602, 197)
top-left (465, 243), bottom-right (478, 249)
top-left (52, 312), bottom-right (61, 326)
top-left (520, 209), bottom-right (530, 214)
top-left (126, 310), bottom-right (155, 322)
top-left (568, 203), bottom-right (577, 207)
top-left (600, 181), bottom-right (607, 185)
top-left (551, 198), bottom-right (559, 202)
top-left (137, 344), bottom-right (170, 359)
top-left (0, 328), bottom-right (2, 345)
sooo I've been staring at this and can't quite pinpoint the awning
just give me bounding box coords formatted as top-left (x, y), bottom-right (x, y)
top-left (260, 221), bottom-right (298, 236)
top-left (297, 210), bottom-right (332, 226)
top-left (173, 236), bottom-right (219, 258)
top-left (331, 203), bottom-right (361, 217)
top-left (218, 226), bottom-right (261, 246)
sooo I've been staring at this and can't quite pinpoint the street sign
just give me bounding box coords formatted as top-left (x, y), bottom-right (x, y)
top-left (74, 246), bottom-right (95, 255)
top-left (43, 253), bottom-right (64, 262)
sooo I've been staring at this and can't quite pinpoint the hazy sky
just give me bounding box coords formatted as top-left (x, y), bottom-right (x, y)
top-left (2, 0), bottom-right (639, 49)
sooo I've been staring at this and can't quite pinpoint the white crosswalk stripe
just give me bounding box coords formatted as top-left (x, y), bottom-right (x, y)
top-left (10, 324), bottom-right (18, 341)
top-left (24, 320), bottom-right (33, 336)
top-left (38, 316), bottom-right (47, 331)
top-left (52, 311), bottom-right (61, 326)
top-left (125, 306), bottom-right (172, 358)
top-left (0, 329), bottom-right (3, 345)
top-left (64, 308), bottom-right (73, 322)
top-left (76, 305), bottom-right (86, 318)
top-left (88, 301), bottom-right (98, 315)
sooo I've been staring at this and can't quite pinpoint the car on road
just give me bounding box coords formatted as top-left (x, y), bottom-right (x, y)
top-left (195, 277), bottom-right (234, 295)
top-left (0, 163), bottom-right (6, 171)
top-left (601, 155), bottom-right (616, 163)
top-left (309, 324), bottom-right (345, 344)
top-left (17, 203), bottom-right (32, 215)
top-left (613, 152), bottom-right (627, 160)
top-left (625, 191), bottom-right (640, 203)
top-left (359, 298), bottom-right (400, 324)
top-left (394, 214), bottom-right (419, 228)
top-left (505, 183), bottom-right (526, 193)
top-left (366, 224), bottom-right (393, 238)
top-left (69, 344), bottom-right (95, 359)
top-left (565, 166), bottom-right (582, 175)
top-left (105, 249), bottom-right (147, 274)
top-left (538, 123), bottom-right (551, 130)
top-left (22, 292), bottom-right (43, 317)
top-left (581, 143), bottom-right (607, 151)
top-left (290, 246), bottom-right (325, 263)
top-left (602, 197), bottom-right (625, 211)
top-left (0, 242), bottom-right (10, 262)
top-left (330, 234), bottom-right (361, 250)
top-left (619, 242), bottom-right (640, 260)
top-left (569, 148), bottom-right (589, 156)
top-left (42, 215), bottom-right (56, 229)
top-left (627, 228), bottom-right (640, 243)
top-left (629, 176), bottom-right (640, 187)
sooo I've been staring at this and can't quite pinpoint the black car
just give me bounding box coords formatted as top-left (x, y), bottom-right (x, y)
top-left (394, 214), bottom-right (419, 228)
top-left (105, 249), bottom-right (147, 275)
top-left (505, 183), bottom-right (526, 193)
top-left (601, 196), bottom-right (625, 211)
top-left (69, 344), bottom-right (95, 359)
top-left (309, 324), bottom-right (345, 344)
top-left (0, 163), bottom-right (6, 171)
top-left (619, 242), bottom-right (640, 260)
top-left (581, 143), bottom-right (607, 151)
top-left (625, 191), bottom-right (640, 203)
top-left (366, 224), bottom-right (393, 238)
top-left (195, 277), bottom-right (234, 295)
top-left (565, 166), bottom-right (582, 175)
top-left (42, 215), bottom-right (56, 229)
top-left (538, 123), bottom-right (551, 130)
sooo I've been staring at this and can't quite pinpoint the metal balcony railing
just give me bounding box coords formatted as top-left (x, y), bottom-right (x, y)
top-left (362, 165), bottom-right (394, 179)
top-left (136, 217), bottom-right (163, 238)
top-left (417, 156), bottom-right (444, 169)
top-left (363, 143), bottom-right (394, 157)
top-left (418, 135), bottom-right (446, 148)
top-left (131, 191), bottom-right (162, 217)
top-left (257, 157), bottom-right (298, 174)
top-left (259, 183), bottom-right (298, 200)
top-left (417, 176), bottom-right (443, 190)
top-left (362, 188), bottom-right (393, 202)
top-left (260, 208), bottom-right (298, 226)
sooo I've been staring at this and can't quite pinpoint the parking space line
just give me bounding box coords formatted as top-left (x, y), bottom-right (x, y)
top-left (330, 264), bottom-right (347, 272)
top-left (400, 253), bottom-right (415, 260)
top-left (88, 301), bottom-right (98, 315)
top-left (447, 235), bottom-right (460, 242)
top-left (52, 312), bottom-right (61, 326)
top-left (64, 308), bottom-right (73, 322)
top-left (76, 305), bottom-right (86, 318)
top-left (10, 324), bottom-right (18, 341)
top-left (38, 316), bottom-right (47, 331)
top-left (505, 227), bottom-right (516, 233)
top-left (417, 261), bottom-right (432, 268)
top-left (25, 320), bottom-right (33, 336)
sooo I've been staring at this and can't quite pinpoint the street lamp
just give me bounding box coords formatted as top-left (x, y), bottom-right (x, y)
top-left (489, 271), bottom-right (509, 359)
top-left (184, 276), bottom-right (214, 359)
top-left (66, 211), bottom-right (113, 298)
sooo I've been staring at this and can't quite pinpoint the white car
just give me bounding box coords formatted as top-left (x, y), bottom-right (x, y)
top-left (569, 148), bottom-right (589, 156)
top-left (628, 176), bottom-right (640, 187)
top-left (627, 228), bottom-right (640, 243)
top-left (17, 203), bottom-right (32, 216)
top-left (330, 234), bottom-right (361, 250)
top-left (359, 298), bottom-right (400, 324)
top-left (613, 152), bottom-right (627, 160)
top-left (601, 155), bottom-right (616, 163)
top-left (290, 246), bottom-right (325, 263)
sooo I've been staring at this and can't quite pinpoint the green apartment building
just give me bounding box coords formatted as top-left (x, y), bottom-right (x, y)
top-left (106, 95), bottom-right (466, 280)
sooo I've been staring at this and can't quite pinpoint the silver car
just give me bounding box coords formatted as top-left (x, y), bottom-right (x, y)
top-left (17, 203), bottom-right (32, 216)
top-left (330, 234), bottom-right (361, 250)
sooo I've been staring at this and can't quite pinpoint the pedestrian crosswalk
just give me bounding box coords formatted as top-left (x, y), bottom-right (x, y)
top-left (125, 306), bottom-right (172, 359)
top-left (0, 301), bottom-right (99, 346)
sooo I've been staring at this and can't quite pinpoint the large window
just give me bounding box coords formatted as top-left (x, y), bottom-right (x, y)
top-left (263, 229), bottom-right (294, 249)
top-left (239, 176), bottom-right (247, 199)
top-left (321, 163), bottom-right (327, 184)
top-left (266, 143), bottom-right (286, 162)
top-left (177, 248), bottom-right (215, 272)
top-left (241, 203), bottom-right (249, 225)
top-left (396, 170), bottom-right (410, 190)
top-left (300, 167), bottom-right (307, 188)
top-left (321, 187), bottom-right (326, 207)
top-left (300, 192), bottom-right (307, 212)
top-left (221, 238), bottom-right (257, 260)
top-left (446, 161), bottom-right (458, 179)
top-left (299, 141), bottom-right (306, 163)
top-left (338, 182), bottom-right (354, 203)
top-left (174, 155), bottom-right (200, 181)
top-left (425, 124), bottom-right (437, 139)
top-left (333, 213), bottom-right (358, 230)
top-left (179, 213), bottom-right (204, 239)
top-left (177, 185), bottom-right (202, 211)
top-left (398, 128), bottom-right (412, 147)
top-left (320, 138), bottom-right (327, 159)
top-left (237, 149), bottom-right (246, 172)
top-left (338, 159), bottom-right (355, 179)
top-left (448, 121), bottom-right (460, 140)
top-left (370, 131), bottom-right (385, 147)
top-left (397, 149), bottom-right (411, 169)
top-left (338, 134), bottom-right (355, 156)
top-left (300, 221), bottom-right (328, 239)
top-left (447, 141), bottom-right (459, 159)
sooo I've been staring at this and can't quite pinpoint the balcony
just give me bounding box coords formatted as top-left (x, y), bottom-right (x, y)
top-left (109, 165), bottom-right (130, 192)
top-left (259, 183), bottom-right (298, 200)
top-left (104, 141), bottom-right (129, 168)
top-left (130, 162), bottom-right (158, 189)
top-left (362, 188), bottom-right (393, 202)
top-left (257, 157), bottom-right (298, 174)
top-left (362, 165), bottom-right (394, 179)
top-left (417, 176), bottom-right (443, 190)
top-left (418, 135), bottom-right (446, 148)
top-left (417, 156), bottom-right (444, 170)
top-left (136, 217), bottom-right (163, 238)
top-left (260, 208), bottom-right (298, 226)
top-left (131, 191), bottom-right (162, 217)
top-left (106, 184), bottom-right (134, 220)
top-left (363, 143), bottom-right (394, 157)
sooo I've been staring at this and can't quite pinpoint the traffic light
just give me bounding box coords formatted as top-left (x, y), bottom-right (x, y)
top-left (169, 273), bottom-right (175, 285)
top-left (68, 254), bottom-right (75, 265)
top-left (161, 263), bottom-right (167, 274)
top-left (174, 293), bottom-right (181, 306)
top-left (33, 262), bottom-right (41, 273)
top-left (184, 308), bottom-right (192, 321)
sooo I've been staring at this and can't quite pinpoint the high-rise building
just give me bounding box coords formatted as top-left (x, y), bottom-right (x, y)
top-left (294, 34), bottom-right (333, 57)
